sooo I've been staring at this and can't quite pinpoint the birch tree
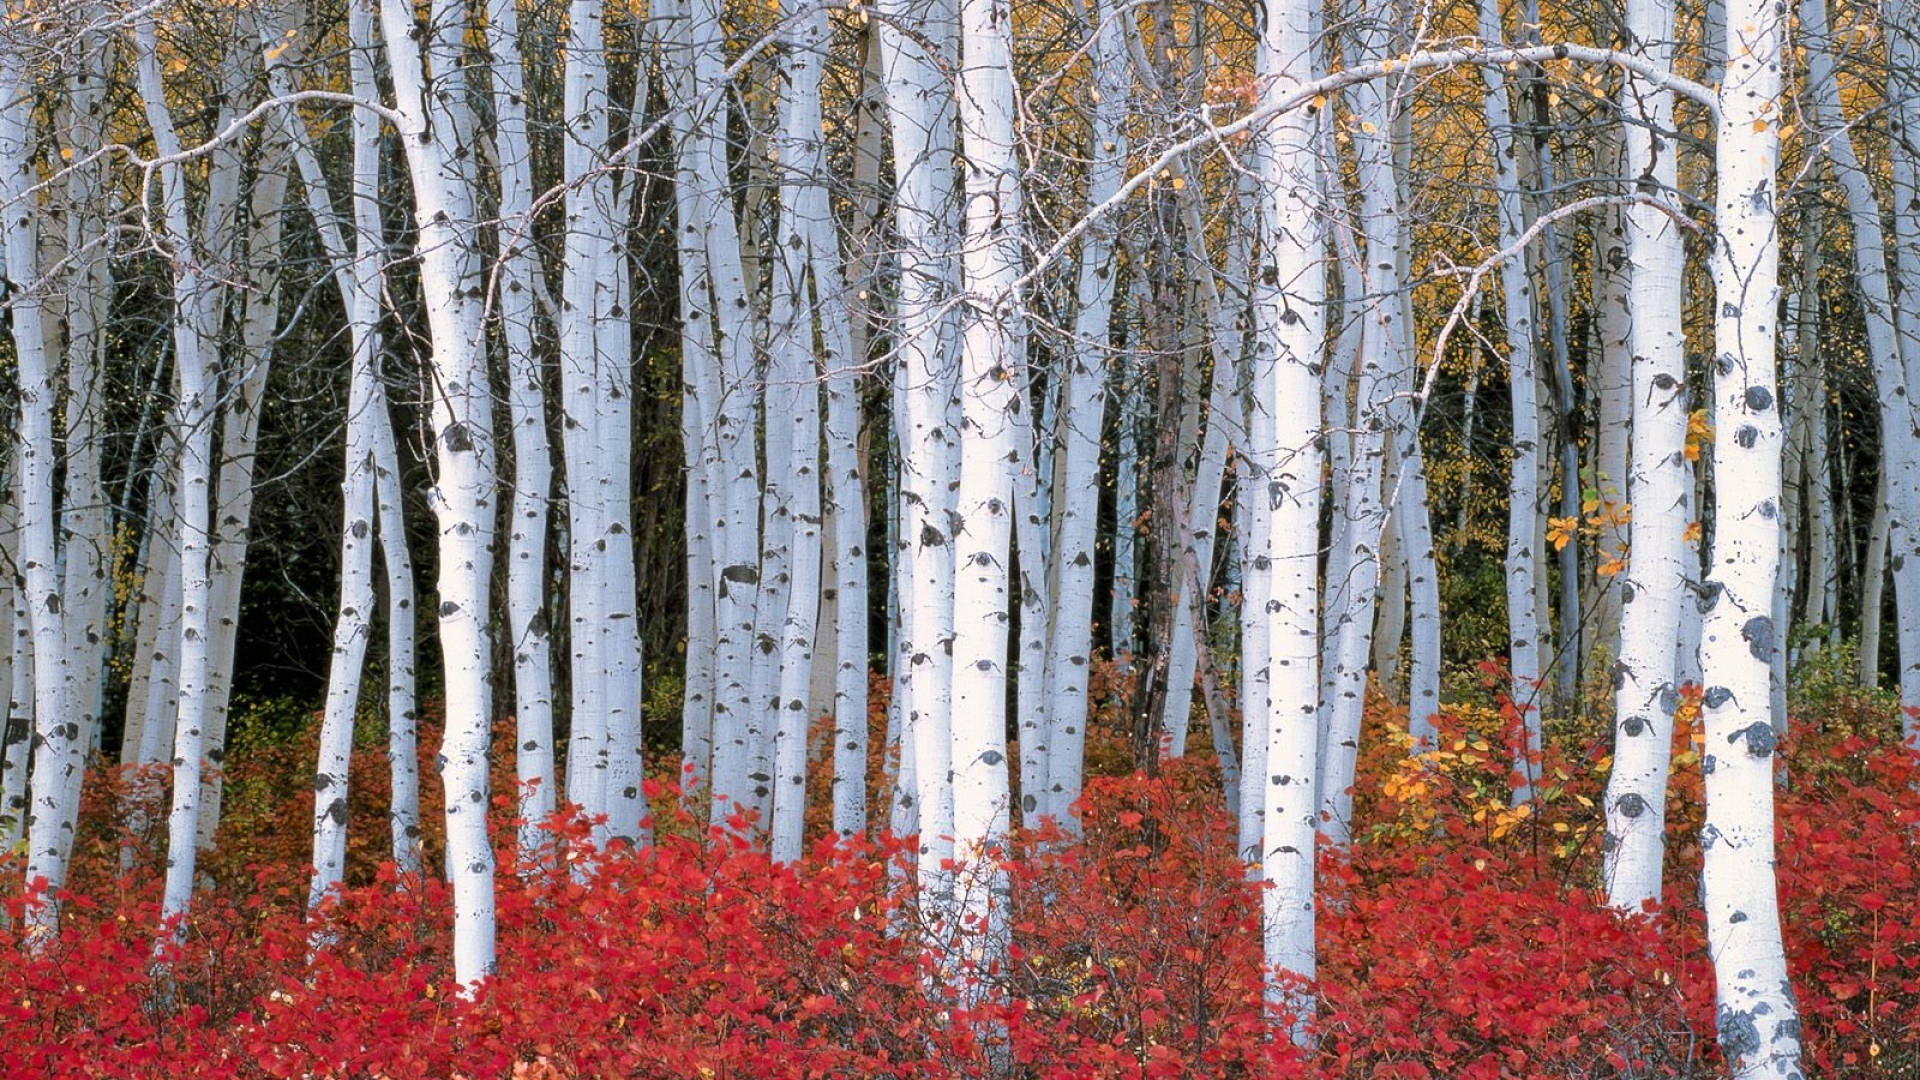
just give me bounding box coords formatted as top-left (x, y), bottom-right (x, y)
top-left (1698, 0), bottom-right (1804, 1068)
top-left (949, 0), bottom-right (1020, 993)
top-left (377, 0), bottom-right (499, 985)
top-left (1602, 0), bottom-right (1689, 915)
top-left (3, 51), bottom-right (80, 937)
top-left (1252, 0), bottom-right (1325, 1033)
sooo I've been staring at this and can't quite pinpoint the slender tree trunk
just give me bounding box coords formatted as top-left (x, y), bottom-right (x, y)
top-left (1253, 0), bottom-right (1324, 1035)
top-left (1803, 0), bottom-right (1918, 727)
top-left (1603, 0), bottom-right (1688, 914)
top-left (487, 0), bottom-right (558, 861)
top-left (1474, 0), bottom-right (1544, 801)
top-left (378, 0), bottom-right (499, 985)
top-left (3, 59), bottom-right (78, 938)
top-left (880, 0), bottom-right (961, 891)
top-left (1700, 0), bottom-right (1803, 1066)
top-left (768, 0), bottom-right (831, 863)
top-left (949, 0), bottom-right (1020, 998)
top-left (1881, 0), bottom-right (1920, 719)
top-left (134, 15), bottom-right (229, 936)
top-left (1317, 0), bottom-right (1407, 847)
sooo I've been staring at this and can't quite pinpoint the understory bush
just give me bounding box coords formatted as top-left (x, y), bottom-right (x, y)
top-left (3, 674), bottom-right (1916, 1079)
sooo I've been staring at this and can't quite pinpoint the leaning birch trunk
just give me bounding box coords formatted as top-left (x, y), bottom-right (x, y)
top-left (1253, 0), bottom-right (1325, 1036)
top-left (200, 128), bottom-right (291, 853)
top-left (949, 0), bottom-right (1019, 997)
top-left (370, 375), bottom-right (420, 875)
top-left (1318, 0), bottom-right (1407, 846)
top-left (879, 0), bottom-right (960, 903)
top-left (1, 77), bottom-right (77, 934)
top-left (1882, 0), bottom-right (1920, 719)
top-left (1474, 0), bottom-right (1544, 802)
top-left (135, 16), bottom-right (226, 935)
top-left (487, 0), bottom-right (557, 859)
top-left (1803, 0), bottom-right (1919, 728)
top-left (308, 255), bottom-right (380, 914)
top-left (768, 0), bottom-right (831, 864)
top-left (1700, 1), bottom-right (1804, 1069)
top-left (1602, 0), bottom-right (1688, 915)
top-left (274, 1), bottom-right (419, 875)
top-left (378, 0), bottom-right (499, 986)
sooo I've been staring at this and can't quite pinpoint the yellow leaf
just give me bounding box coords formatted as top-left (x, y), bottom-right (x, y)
top-left (1752, 118), bottom-right (1769, 133)
top-left (1310, 94), bottom-right (1328, 111)
top-left (58, 147), bottom-right (72, 161)
top-left (1547, 516), bottom-right (1578, 552)
top-left (1598, 549), bottom-right (1628, 577)
top-left (1683, 519), bottom-right (1702, 544)
top-left (1360, 121), bottom-right (1378, 134)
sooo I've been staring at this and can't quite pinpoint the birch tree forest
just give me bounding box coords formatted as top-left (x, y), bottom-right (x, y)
top-left (10, 0), bottom-right (1920, 1075)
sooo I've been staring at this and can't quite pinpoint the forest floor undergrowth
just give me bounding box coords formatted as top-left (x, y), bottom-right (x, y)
top-left (5, 655), bottom-right (1916, 1079)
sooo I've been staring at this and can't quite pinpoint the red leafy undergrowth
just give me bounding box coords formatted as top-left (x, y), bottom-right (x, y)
top-left (5, 695), bottom-right (1918, 1078)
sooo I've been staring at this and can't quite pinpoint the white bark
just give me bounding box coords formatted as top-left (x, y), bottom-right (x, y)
top-left (950, 0), bottom-right (1019, 993)
top-left (559, 0), bottom-right (646, 846)
top-left (1882, 0), bottom-right (1920, 718)
top-left (769, 0), bottom-right (830, 864)
top-left (1591, 128), bottom-right (1633, 657)
top-left (1318, 0), bottom-right (1408, 846)
top-left (378, 0), bottom-right (499, 985)
top-left (1803, 0), bottom-right (1919, 728)
top-left (1253, 0), bottom-right (1324, 1035)
top-left (662, 0), bottom-right (720, 809)
top-left (880, 0), bottom-right (960, 904)
top-left (3, 66), bottom-right (79, 933)
top-left (2, 462), bottom-right (32, 856)
top-left (824, 36), bottom-right (874, 844)
top-left (487, 0), bottom-right (558, 861)
top-left (1603, 0), bottom-right (1688, 914)
top-left (1475, 0), bottom-right (1544, 801)
top-left (1700, 0), bottom-right (1803, 1068)
top-left (664, 0), bottom-right (762, 828)
top-left (56, 48), bottom-right (112, 785)
top-left (200, 123), bottom-right (290, 853)
top-left (133, 15), bottom-right (226, 935)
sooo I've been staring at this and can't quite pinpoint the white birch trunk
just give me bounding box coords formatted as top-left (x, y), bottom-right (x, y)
top-left (880, 0), bottom-right (960, 905)
top-left (1804, 0), bottom-right (1919, 728)
top-left (1700, 1), bottom-right (1803, 1067)
top-left (823, 227), bottom-right (870, 842)
top-left (769, 0), bottom-right (831, 864)
top-left (3, 66), bottom-right (78, 934)
top-left (200, 125), bottom-right (290, 853)
top-left (1474, 0), bottom-right (1544, 800)
top-left (949, 0), bottom-right (1019, 994)
top-left (1602, 0), bottom-right (1688, 914)
top-left (487, 0), bottom-right (558, 859)
top-left (1253, 0), bottom-right (1325, 1034)
top-left (56, 49), bottom-right (112, 786)
top-left (1, 489), bottom-right (28, 855)
top-left (1882, 0), bottom-right (1920, 718)
top-left (662, 0), bottom-right (721, 807)
top-left (133, 17), bottom-right (226, 934)
top-left (1318, 0), bottom-right (1407, 845)
top-left (378, 0), bottom-right (499, 985)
